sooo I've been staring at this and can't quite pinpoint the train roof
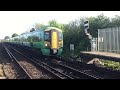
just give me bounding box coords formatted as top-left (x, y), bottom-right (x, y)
top-left (9, 26), bottom-right (62, 39)
top-left (22, 26), bottom-right (62, 34)
top-left (45, 27), bottom-right (62, 32)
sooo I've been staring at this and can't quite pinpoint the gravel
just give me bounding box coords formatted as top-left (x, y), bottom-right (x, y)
top-left (19, 61), bottom-right (42, 79)
top-left (3, 63), bottom-right (17, 79)
top-left (0, 43), bottom-right (18, 79)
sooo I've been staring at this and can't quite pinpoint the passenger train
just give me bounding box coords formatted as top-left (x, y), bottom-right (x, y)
top-left (5, 26), bottom-right (63, 56)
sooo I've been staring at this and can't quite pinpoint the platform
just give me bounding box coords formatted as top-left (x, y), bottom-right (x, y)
top-left (79, 51), bottom-right (120, 62)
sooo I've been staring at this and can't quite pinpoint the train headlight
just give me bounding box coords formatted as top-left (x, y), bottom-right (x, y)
top-left (59, 41), bottom-right (63, 48)
top-left (45, 44), bottom-right (48, 46)
top-left (45, 43), bottom-right (51, 47)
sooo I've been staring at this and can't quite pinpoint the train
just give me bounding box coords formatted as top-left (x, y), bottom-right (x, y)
top-left (5, 26), bottom-right (63, 56)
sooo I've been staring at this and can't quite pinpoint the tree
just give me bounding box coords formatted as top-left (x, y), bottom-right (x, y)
top-left (48, 19), bottom-right (64, 30)
top-left (30, 28), bottom-right (35, 32)
top-left (34, 23), bottom-right (45, 30)
top-left (11, 33), bottom-right (18, 37)
top-left (111, 15), bottom-right (120, 28)
top-left (4, 36), bottom-right (10, 40)
top-left (62, 18), bottom-right (89, 55)
top-left (21, 33), bottom-right (25, 35)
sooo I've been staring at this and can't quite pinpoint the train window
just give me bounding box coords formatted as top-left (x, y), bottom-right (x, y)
top-left (59, 32), bottom-right (62, 41)
top-left (44, 31), bottom-right (50, 41)
top-left (32, 33), bottom-right (40, 42)
top-left (24, 35), bottom-right (27, 42)
top-left (21, 35), bottom-right (25, 42)
top-left (27, 36), bottom-right (32, 42)
top-left (33, 36), bottom-right (39, 42)
top-left (39, 34), bottom-right (42, 41)
top-left (27, 34), bottom-right (32, 42)
top-left (36, 33), bottom-right (42, 41)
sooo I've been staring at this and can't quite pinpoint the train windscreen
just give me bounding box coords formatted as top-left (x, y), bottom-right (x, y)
top-left (59, 32), bottom-right (62, 41)
top-left (44, 31), bottom-right (50, 41)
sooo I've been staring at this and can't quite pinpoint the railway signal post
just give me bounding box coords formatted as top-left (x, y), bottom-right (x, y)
top-left (84, 20), bottom-right (98, 51)
top-left (84, 20), bottom-right (92, 51)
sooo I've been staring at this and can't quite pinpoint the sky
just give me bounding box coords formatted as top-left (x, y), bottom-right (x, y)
top-left (0, 11), bottom-right (120, 39)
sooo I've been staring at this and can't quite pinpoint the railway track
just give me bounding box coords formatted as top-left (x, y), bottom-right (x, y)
top-left (4, 43), bottom-right (103, 79)
top-left (43, 58), bottom-right (104, 79)
top-left (3, 43), bottom-right (74, 79)
top-left (52, 61), bottom-right (103, 79)
top-left (51, 56), bottom-right (120, 79)
top-left (30, 59), bottom-right (74, 79)
top-left (2, 43), bottom-right (32, 79)
top-left (5, 42), bottom-right (120, 79)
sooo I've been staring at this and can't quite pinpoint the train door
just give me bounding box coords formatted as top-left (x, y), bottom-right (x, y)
top-left (51, 30), bottom-right (58, 49)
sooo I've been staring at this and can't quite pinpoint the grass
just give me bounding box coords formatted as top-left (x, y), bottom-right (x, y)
top-left (101, 59), bottom-right (120, 71)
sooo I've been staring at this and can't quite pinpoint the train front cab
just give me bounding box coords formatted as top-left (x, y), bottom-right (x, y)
top-left (42, 28), bottom-right (63, 56)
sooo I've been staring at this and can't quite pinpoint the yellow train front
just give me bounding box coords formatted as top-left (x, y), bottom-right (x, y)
top-left (43, 27), bottom-right (63, 56)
